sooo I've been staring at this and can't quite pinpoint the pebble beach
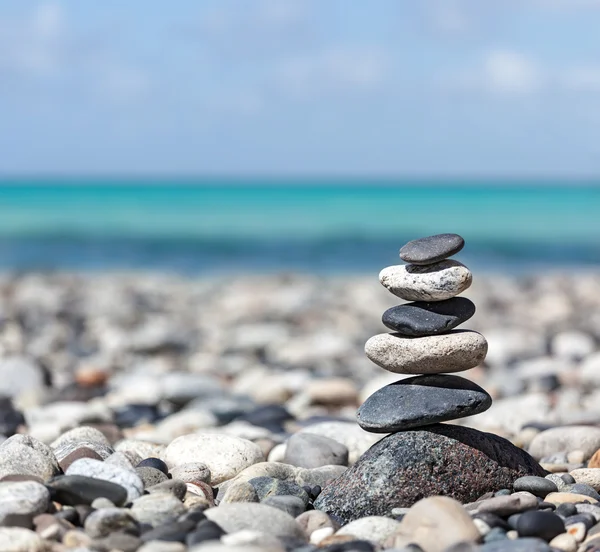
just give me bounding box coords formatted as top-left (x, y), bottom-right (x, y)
top-left (2, 258), bottom-right (600, 551)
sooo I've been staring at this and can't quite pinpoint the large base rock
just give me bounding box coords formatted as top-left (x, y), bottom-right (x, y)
top-left (314, 424), bottom-right (546, 523)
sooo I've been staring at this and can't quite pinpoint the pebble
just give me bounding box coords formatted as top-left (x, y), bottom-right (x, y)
top-left (185, 519), bottom-right (226, 547)
top-left (47, 474), bottom-right (128, 506)
top-left (379, 260), bottom-right (472, 301)
top-left (283, 433), bottom-right (349, 468)
top-left (400, 232), bottom-right (465, 263)
top-left (66, 458), bottom-right (144, 502)
top-left (529, 426), bottom-right (600, 462)
top-left (468, 493), bottom-right (539, 517)
top-left (221, 481), bottom-right (259, 504)
top-left (357, 374), bottom-right (492, 432)
top-left (513, 476), bottom-right (558, 498)
top-left (137, 457), bottom-right (169, 475)
top-left (479, 538), bottom-right (552, 551)
top-left (169, 462), bottom-right (212, 485)
top-left (296, 510), bottom-right (338, 535)
top-left (0, 481), bottom-right (50, 526)
top-left (204, 503), bottom-right (306, 540)
top-left (116, 440), bottom-right (166, 461)
top-left (59, 447), bottom-right (104, 472)
top-left (385, 496), bottom-right (479, 552)
top-left (382, 297), bottom-right (476, 336)
top-left (0, 527), bottom-right (46, 552)
top-left (131, 492), bottom-right (186, 526)
top-left (0, 442), bottom-right (57, 482)
top-left (336, 516), bottom-right (401, 545)
top-left (566, 482), bottom-right (600, 501)
top-left (136, 466), bottom-right (169, 488)
top-left (1, 435), bottom-right (60, 475)
top-left (549, 532), bottom-right (578, 552)
top-left (516, 510), bottom-right (565, 541)
top-left (138, 542), bottom-right (186, 552)
top-left (306, 379), bottom-right (358, 407)
top-left (162, 434), bottom-right (264, 485)
top-left (51, 426), bottom-right (114, 463)
top-left (545, 492), bottom-right (598, 505)
top-left (570, 468), bottom-right (600, 491)
top-left (566, 521), bottom-right (587, 542)
top-left (248, 476), bottom-right (309, 505)
top-left (146, 479), bottom-right (187, 500)
top-left (83, 507), bottom-right (137, 538)
top-left (364, 331), bottom-right (488, 374)
top-left (0, 398), bottom-right (25, 437)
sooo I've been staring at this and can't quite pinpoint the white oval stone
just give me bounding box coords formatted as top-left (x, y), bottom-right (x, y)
top-left (529, 426), bottom-right (600, 461)
top-left (162, 434), bottom-right (264, 485)
top-left (336, 516), bottom-right (401, 545)
top-left (365, 331), bottom-right (488, 374)
top-left (379, 260), bottom-right (472, 301)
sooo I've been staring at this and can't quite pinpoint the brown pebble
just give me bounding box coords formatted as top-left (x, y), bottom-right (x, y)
top-left (58, 447), bottom-right (103, 472)
top-left (74, 366), bottom-right (109, 388)
top-left (588, 449), bottom-right (600, 469)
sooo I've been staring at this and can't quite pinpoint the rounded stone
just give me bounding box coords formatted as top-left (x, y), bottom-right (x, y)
top-left (516, 510), bottom-right (565, 541)
top-left (313, 424), bottom-right (546, 523)
top-left (130, 492), bottom-right (186, 526)
top-left (365, 331), bottom-right (488, 374)
top-left (204, 503), bottom-right (306, 540)
top-left (382, 297), bottom-right (476, 336)
top-left (169, 462), bottom-right (211, 485)
top-left (46, 474), bottom-right (128, 506)
top-left (162, 434), bottom-right (264, 485)
top-left (399, 233), bottom-right (465, 265)
top-left (0, 442), bottom-right (57, 482)
top-left (248, 476), bottom-right (310, 505)
top-left (136, 467), bottom-right (168, 488)
top-left (336, 516), bottom-right (401, 546)
top-left (0, 528), bottom-right (46, 552)
top-left (529, 426), bottom-right (600, 461)
top-left (513, 476), bottom-right (558, 498)
top-left (59, 447), bottom-right (103, 472)
top-left (357, 374), bottom-right (492, 433)
top-left (379, 260), bottom-right (472, 302)
top-left (65, 458), bottom-right (144, 502)
top-left (262, 495), bottom-right (306, 517)
top-left (83, 507), bottom-right (137, 538)
top-left (387, 496), bottom-right (479, 552)
top-left (136, 457), bottom-right (169, 475)
top-left (0, 481), bottom-right (50, 525)
top-left (51, 426), bottom-right (114, 463)
top-left (284, 433), bottom-right (349, 469)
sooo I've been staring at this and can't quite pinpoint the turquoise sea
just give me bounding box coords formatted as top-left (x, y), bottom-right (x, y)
top-left (0, 179), bottom-right (599, 273)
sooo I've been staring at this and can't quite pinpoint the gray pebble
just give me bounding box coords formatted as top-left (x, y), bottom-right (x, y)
top-left (513, 476), bottom-right (558, 498)
top-left (169, 462), bottom-right (211, 485)
top-left (130, 492), bottom-right (186, 527)
top-left (136, 467), bottom-right (168, 489)
top-left (284, 433), bottom-right (349, 469)
top-left (262, 495), bottom-right (306, 517)
top-left (0, 481), bottom-right (50, 526)
top-left (146, 479), bottom-right (187, 501)
top-left (399, 233), bottom-right (465, 265)
top-left (84, 507), bottom-right (137, 538)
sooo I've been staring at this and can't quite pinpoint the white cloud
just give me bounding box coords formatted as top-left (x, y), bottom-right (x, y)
top-left (483, 50), bottom-right (542, 95)
top-left (562, 66), bottom-right (600, 91)
top-left (428, 0), bottom-right (471, 34)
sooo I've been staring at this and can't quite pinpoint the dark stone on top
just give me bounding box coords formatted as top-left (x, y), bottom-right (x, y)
top-left (382, 298), bottom-right (476, 337)
top-left (313, 424), bottom-right (547, 523)
top-left (399, 233), bottom-right (465, 265)
top-left (321, 541), bottom-right (375, 552)
top-left (357, 375), bottom-right (492, 433)
top-left (513, 476), bottom-right (558, 498)
top-left (516, 510), bottom-right (565, 541)
top-left (47, 474), bottom-right (128, 507)
top-left (136, 457), bottom-right (169, 475)
top-left (0, 396), bottom-right (25, 436)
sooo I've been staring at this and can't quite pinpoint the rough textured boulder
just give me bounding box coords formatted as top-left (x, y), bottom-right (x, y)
top-left (314, 424), bottom-right (547, 523)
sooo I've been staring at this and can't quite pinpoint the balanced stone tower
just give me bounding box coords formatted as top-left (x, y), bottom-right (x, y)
top-left (314, 234), bottom-right (546, 523)
top-left (357, 233), bottom-right (491, 433)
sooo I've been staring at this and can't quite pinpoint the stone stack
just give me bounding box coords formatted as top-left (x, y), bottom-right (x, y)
top-left (314, 234), bottom-right (547, 522)
top-left (357, 233), bottom-right (492, 433)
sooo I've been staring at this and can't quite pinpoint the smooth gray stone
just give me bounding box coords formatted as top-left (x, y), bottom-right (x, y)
top-left (399, 233), bottom-right (465, 265)
top-left (382, 298), bottom-right (475, 337)
top-left (135, 467), bottom-right (168, 489)
top-left (513, 476), bottom-right (558, 498)
top-left (357, 375), bottom-right (492, 433)
top-left (284, 433), bottom-right (349, 469)
top-left (46, 474), bottom-right (128, 506)
top-left (248, 477), bottom-right (309, 506)
top-left (83, 507), bottom-right (137, 538)
top-left (0, 481), bottom-right (50, 526)
top-left (479, 537), bottom-right (551, 551)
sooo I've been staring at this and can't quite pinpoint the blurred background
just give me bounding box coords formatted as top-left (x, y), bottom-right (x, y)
top-left (1, 2), bottom-right (600, 446)
top-left (1, 0), bottom-right (600, 274)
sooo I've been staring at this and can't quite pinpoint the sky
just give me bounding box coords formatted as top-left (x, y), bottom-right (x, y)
top-left (1, 1), bottom-right (600, 177)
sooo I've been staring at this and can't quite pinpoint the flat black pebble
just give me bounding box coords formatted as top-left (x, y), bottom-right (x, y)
top-left (516, 510), bottom-right (565, 541)
top-left (46, 475), bottom-right (128, 507)
top-left (236, 404), bottom-right (294, 432)
top-left (357, 374), bottom-right (492, 433)
top-left (136, 457), bottom-right (169, 475)
top-left (382, 298), bottom-right (475, 337)
top-left (114, 404), bottom-right (161, 428)
top-left (399, 233), bottom-right (465, 265)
